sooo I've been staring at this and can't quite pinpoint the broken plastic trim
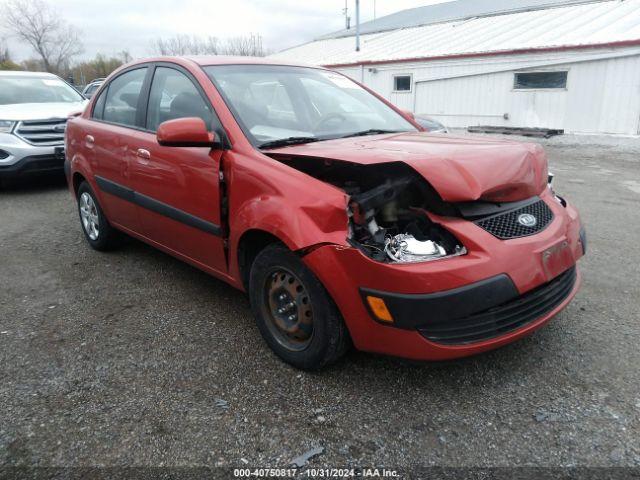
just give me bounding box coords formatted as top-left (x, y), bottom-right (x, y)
top-left (265, 155), bottom-right (466, 263)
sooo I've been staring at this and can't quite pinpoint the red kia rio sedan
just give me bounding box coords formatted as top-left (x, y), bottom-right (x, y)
top-left (65, 57), bottom-right (586, 370)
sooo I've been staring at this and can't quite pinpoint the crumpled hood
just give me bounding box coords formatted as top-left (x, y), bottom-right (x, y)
top-left (267, 132), bottom-right (548, 203)
top-left (0, 102), bottom-right (88, 121)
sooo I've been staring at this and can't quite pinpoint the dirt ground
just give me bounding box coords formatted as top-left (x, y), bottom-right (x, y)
top-left (0, 134), bottom-right (639, 477)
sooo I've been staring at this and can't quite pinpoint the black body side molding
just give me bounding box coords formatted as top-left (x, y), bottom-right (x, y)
top-left (95, 176), bottom-right (222, 237)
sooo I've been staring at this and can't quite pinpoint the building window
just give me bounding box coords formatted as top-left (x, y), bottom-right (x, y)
top-left (514, 71), bottom-right (568, 90)
top-left (393, 75), bottom-right (412, 92)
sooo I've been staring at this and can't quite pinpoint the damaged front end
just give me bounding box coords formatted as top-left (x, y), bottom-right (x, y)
top-left (268, 155), bottom-right (467, 264)
top-left (346, 164), bottom-right (467, 263)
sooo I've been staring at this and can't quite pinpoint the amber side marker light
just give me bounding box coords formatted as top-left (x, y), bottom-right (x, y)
top-left (366, 296), bottom-right (394, 323)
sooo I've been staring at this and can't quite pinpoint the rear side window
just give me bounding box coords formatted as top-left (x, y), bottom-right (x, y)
top-left (146, 67), bottom-right (213, 132)
top-left (102, 68), bottom-right (148, 127)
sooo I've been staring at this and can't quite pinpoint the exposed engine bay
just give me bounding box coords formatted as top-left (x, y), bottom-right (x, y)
top-left (266, 156), bottom-right (467, 263)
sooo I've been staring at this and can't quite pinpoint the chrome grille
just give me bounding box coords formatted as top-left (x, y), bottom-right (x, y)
top-left (475, 199), bottom-right (554, 239)
top-left (15, 118), bottom-right (67, 146)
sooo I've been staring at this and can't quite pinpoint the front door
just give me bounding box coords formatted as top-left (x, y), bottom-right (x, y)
top-left (130, 65), bottom-right (227, 274)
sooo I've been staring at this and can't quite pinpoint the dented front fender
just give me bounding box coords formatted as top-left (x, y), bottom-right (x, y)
top-left (226, 151), bottom-right (350, 283)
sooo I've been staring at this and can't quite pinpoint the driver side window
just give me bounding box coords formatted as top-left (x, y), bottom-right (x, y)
top-left (146, 67), bottom-right (213, 132)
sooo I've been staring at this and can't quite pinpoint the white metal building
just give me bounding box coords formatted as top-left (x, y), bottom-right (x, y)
top-left (269, 0), bottom-right (640, 135)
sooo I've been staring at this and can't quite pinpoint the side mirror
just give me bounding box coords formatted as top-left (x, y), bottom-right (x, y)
top-left (157, 117), bottom-right (217, 148)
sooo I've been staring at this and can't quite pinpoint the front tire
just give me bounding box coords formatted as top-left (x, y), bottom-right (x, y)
top-left (77, 181), bottom-right (119, 251)
top-left (249, 244), bottom-right (350, 370)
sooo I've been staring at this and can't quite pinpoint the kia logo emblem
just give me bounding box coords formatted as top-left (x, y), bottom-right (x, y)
top-left (518, 213), bottom-right (537, 227)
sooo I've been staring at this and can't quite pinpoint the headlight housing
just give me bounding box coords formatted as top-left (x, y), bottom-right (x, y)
top-left (547, 171), bottom-right (567, 207)
top-left (0, 120), bottom-right (16, 133)
top-left (384, 232), bottom-right (466, 263)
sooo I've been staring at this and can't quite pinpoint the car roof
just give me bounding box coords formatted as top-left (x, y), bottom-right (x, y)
top-left (0, 70), bottom-right (59, 78)
top-left (190, 56), bottom-right (316, 67)
top-left (125, 55), bottom-right (322, 69)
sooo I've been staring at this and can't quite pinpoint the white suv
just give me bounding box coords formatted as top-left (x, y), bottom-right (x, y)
top-left (0, 71), bottom-right (87, 183)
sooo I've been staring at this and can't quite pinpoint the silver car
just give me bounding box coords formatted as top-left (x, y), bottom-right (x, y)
top-left (0, 71), bottom-right (87, 183)
top-left (82, 78), bottom-right (105, 99)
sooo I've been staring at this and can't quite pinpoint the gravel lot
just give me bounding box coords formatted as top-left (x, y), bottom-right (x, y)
top-left (1, 134), bottom-right (639, 475)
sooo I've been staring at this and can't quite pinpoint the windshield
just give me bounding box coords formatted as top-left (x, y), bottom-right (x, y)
top-left (0, 76), bottom-right (84, 105)
top-left (204, 65), bottom-right (416, 147)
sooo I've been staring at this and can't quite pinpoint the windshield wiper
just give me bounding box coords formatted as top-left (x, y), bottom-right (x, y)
top-left (339, 129), bottom-right (401, 139)
top-left (259, 136), bottom-right (320, 149)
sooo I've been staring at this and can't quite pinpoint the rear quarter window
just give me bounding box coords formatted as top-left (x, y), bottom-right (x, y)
top-left (92, 88), bottom-right (107, 119)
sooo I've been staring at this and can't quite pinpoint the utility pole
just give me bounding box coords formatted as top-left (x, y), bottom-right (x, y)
top-left (343, 0), bottom-right (351, 29)
top-left (355, 0), bottom-right (360, 51)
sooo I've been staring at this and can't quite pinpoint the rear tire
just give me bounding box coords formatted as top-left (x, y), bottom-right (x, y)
top-left (77, 181), bottom-right (119, 251)
top-left (249, 244), bottom-right (350, 370)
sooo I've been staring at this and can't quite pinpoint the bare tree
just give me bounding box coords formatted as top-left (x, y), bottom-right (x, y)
top-left (223, 34), bottom-right (265, 57)
top-left (151, 33), bottom-right (266, 57)
top-left (151, 35), bottom-right (219, 56)
top-left (2, 0), bottom-right (83, 74)
top-left (21, 58), bottom-right (45, 71)
top-left (118, 50), bottom-right (133, 64)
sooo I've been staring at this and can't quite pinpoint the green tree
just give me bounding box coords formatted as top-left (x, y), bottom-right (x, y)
top-left (69, 52), bottom-right (132, 85)
top-left (0, 39), bottom-right (21, 70)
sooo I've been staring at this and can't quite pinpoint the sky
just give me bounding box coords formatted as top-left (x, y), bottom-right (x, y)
top-left (0, 0), bottom-right (449, 61)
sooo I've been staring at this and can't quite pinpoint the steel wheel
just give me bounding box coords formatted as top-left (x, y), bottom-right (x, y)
top-left (249, 244), bottom-right (350, 369)
top-left (79, 192), bottom-right (100, 241)
top-left (262, 267), bottom-right (314, 352)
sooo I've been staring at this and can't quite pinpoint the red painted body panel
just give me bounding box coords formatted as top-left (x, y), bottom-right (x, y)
top-left (65, 56), bottom-right (585, 362)
top-left (223, 149), bottom-right (350, 285)
top-left (131, 131), bottom-right (228, 273)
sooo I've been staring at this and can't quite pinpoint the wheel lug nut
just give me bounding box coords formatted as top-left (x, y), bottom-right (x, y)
top-left (279, 294), bottom-right (287, 300)
top-left (287, 302), bottom-right (296, 309)
top-left (288, 315), bottom-right (296, 321)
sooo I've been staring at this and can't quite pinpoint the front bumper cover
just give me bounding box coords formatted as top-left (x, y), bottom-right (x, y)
top-left (362, 266), bottom-right (577, 345)
top-left (302, 190), bottom-right (584, 361)
top-left (0, 132), bottom-right (65, 178)
top-left (0, 149), bottom-right (66, 178)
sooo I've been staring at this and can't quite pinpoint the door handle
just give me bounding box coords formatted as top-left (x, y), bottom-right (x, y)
top-left (136, 148), bottom-right (151, 160)
top-left (85, 135), bottom-right (94, 148)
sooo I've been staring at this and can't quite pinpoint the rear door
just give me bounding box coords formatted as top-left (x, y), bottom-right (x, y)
top-left (130, 64), bottom-right (227, 273)
top-left (89, 66), bottom-right (150, 232)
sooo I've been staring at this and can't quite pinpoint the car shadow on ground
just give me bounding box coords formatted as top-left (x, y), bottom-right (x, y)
top-left (0, 174), bottom-right (68, 194)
